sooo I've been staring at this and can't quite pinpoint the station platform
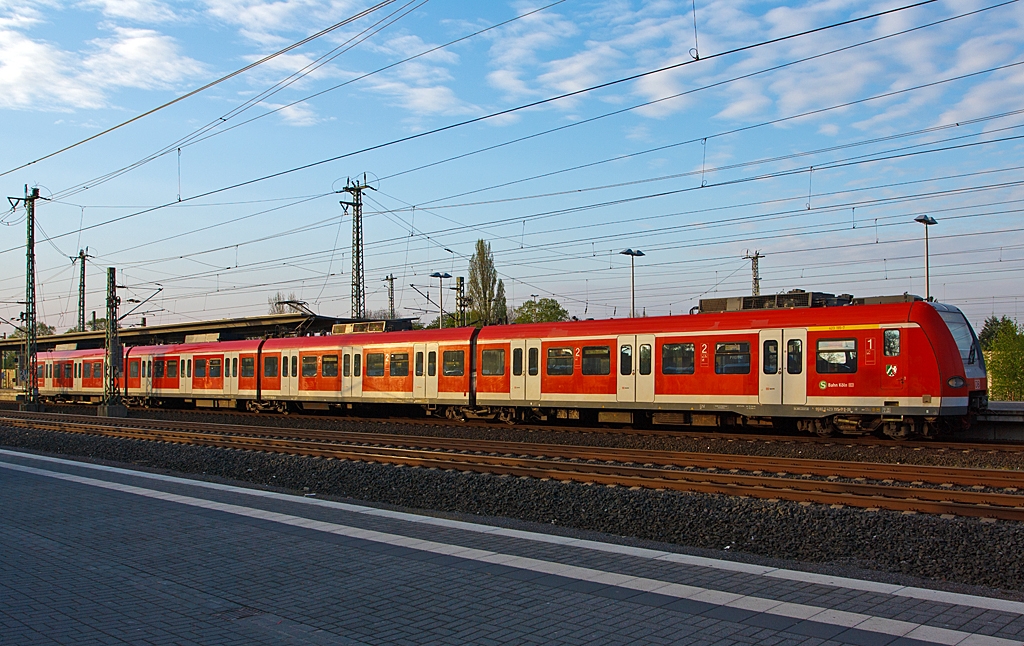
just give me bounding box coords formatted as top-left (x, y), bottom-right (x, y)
top-left (2, 448), bottom-right (1023, 646)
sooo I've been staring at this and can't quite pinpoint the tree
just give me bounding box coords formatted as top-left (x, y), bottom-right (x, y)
top-left (512, 297), bottom-right (569, 324)
top-left (268, 292), bottom-right (299, 314)
top-left (979, 315), bottom-right (1016, 351)
top-left (988, 321), bottom-right (1024, 401)
top-left (468, 239), bottom-right (498, 325)
top-left (10, 321), bottom-right (56, 338)
top-left (492, 280), bottom-right (508, 325)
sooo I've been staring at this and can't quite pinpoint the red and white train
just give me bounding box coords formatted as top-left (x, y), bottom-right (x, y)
top-left (32, 294), bottom-right (987, 438)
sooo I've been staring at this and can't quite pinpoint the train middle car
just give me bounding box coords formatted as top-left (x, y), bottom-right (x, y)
top-left (34, 298), bottom-right (987, 438)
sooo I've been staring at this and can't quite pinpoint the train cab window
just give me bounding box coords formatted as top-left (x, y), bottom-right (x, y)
top-left (619, 345), bottom-right (633, 376)
top-left (528, 347), bottom-right (539, 376)
top-left (816, 339), bottom-right (857, 374)
top-left (883, 329), bottom-right (900, 356)
top-left (639, 344), bottom-right (652, 376)
top-left (481, 349), bottom-right (506, 376)
top-left (130, 362), bottom-right (140, 378)
top-left (366, 353), bottom-right (385, 377)
top-left (302, 356), bottom-right (317, 377)
top-left (512, 348), bottom-right (523, 376)
top-left (343, 354), bottom-right (351, 377)
top-left (715, 342), bottom-right (751, 374)
top-left (547, 347), bottom-right (574, 376)
top-left (154, 360), bottom-right (165, 379)
top-left (390, 353), bottom-right (410, 377)
top-left (581, 346), bottom-right (610, 375)
top-left (427, 351), bottom-right (436, 377)
top-left (291, 356), bottom-right (298, 378)
top-left (415, 352), bottom-right (424, 377)
top-left (786, 339), bottom-right (803, 375)
top-left (322, 355), bottom-right (338, 377)
top-left (443, 350), bottom-right (465, 376)
top-left (762, 340), bottom-right (778, 375)
top-left (194, 359), bottom-right (207, 378)
top-left (209, 359), bottom-right (222, 378)
top-left (263, 356), bottom-right (278, 378)
top-left (353, 354), bottom-right (361, 377)
top-left (167, 360), bottom-right (177, 378)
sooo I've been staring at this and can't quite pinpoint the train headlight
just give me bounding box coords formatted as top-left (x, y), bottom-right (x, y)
top-left (947, 376), bottom-right (966, 388)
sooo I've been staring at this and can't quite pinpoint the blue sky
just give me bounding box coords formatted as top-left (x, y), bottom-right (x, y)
top-left (1, 0), bottom-right (1023, 332)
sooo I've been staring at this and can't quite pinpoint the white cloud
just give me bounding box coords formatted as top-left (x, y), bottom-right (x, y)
top-left (0, 23), bottom-right (206, 111)
top-left (79, 0), bottom-right (179, 23)
top-left (202, 0), bottom-right (363, 46)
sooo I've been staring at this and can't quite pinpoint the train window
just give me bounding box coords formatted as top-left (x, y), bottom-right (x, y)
top-left (366, 353), bottom-right (385, 377)
top-left (167, 360), bottom-right (177, 378)
top-left (263, 356), bottom-right (278, 378)
top-left (239, 357), bottom-right (253, 378)
top-left (45, 364), bottom-right (51, 378)
top-left (232, 358), bottom-right (238, 378)
top-left (353, 354), bottom-right (361, 377)
top-left (547, 347), bottom-right (574, 376)
top-left (343, 354), bottom-right (351, 377)
top-left (639, 344), bottom-right (652, 376)
top-left (528, 347), bottom-right (539, 376)
top-left (786, 339), bottom-right (803, 375)
top-left (714, 342), bottom-right (751, 374)
top-left (75, 363), bottom-right (80, 378)
top-left (816, 339), bottom-right (857, 374)
top-left (154, 360), bottom-right (165, 379)
top-left (619, 345), bottom-right (632, 376)
top-left (481, 349), bottom-right (506, 376)
top-left (512, 348), bottom-right (523, 376)
top-left (427, 351), bottom-right (436, 377)
top-left (130, 361), bottom-right (140, 378)
top-left (443, 350), bottom-right (465, 376)
top-left (195, 359), bottom-right (207, 378)
top-left (762, 340), bottom-right (778, 375)
top-left (302, 356), bottom-right (317, 377)
top-left (883, 329), bottom-right (900, 356)
top-left (323, 355), bottom-right (338, 377)
top-left (390, 353), bottom-right (410, 377)
top-left (415, 352), bottom-right (424, 377)
top-left (66, 363), bottom-right (74, 379)
top-left (210, 359), bottom-right (222, 378)
top-left (581, 346), bottom-right (610, 375)
top-left (291, 356), bottom-right (298, 378)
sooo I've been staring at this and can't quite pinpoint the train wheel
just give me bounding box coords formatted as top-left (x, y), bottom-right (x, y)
top-left (882, 420), bottom-right (914, 439)
top-left (812, 418), bottom-right (835, 437)
top-left (498, 408), bottom-right (516, 425)
top-left (444, 406), bottom-right (464, 421)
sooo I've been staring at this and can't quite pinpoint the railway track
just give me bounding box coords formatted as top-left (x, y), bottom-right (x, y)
top-left (3, 411), bottom-right (1024, 521)
top-left (7, 401), bottom-right (1024, 452)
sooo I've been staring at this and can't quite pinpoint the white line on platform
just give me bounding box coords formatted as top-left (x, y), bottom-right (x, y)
top-left (1, 447), bottom-right (1022, 646)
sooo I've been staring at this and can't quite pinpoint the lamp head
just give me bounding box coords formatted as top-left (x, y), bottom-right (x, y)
top-left (430, 272), bottom-right (451, 279)
top-left (914, 214), bottom-right (937, 226)
top-left (620, 248), bottom-right (645, 257)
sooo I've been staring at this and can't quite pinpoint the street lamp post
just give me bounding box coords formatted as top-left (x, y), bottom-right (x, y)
top-left (430, 272), bottom-right (451, 328)
top-left (619, 249), bottom-right (645, 318)
top-left (914, 215), bottom-right (937, 301)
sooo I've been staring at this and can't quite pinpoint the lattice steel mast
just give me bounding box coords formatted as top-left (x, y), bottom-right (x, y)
top-left (341, 175), bottom-right (374, 319)
top-left (744, 250), bottom-right (764, 297)
top-left (8, 186), bottom-right (43, 410)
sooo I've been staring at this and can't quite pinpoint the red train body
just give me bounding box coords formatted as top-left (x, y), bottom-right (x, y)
top-left (34, 299), bottom-right (987, 438)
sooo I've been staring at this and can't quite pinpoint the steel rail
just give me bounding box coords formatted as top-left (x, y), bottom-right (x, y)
top-left (3, 416), bottom-right (1024, 520)
top-left (9, 402), bottom-right (1024, 451)
top-left (2, 412), bottom-right (1022, 488)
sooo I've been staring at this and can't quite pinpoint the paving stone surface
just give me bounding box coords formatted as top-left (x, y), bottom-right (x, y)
top-left (1, 449), bottom-right (1022, 646)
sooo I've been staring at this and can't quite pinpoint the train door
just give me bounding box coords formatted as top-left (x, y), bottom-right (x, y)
top-left (879, 328), bottom-right (907, 393)
top-left (413, 343), bottom-right (426, 400)
top-left (224, 353), bottom-right (237, 397)
top-left (525, 339), bottom-right (541, 401)
top-left (180, 357), bottom-right (192, 396)
top-left (281, 351), bottom-right (297, 399)
top-left (782, 329), bottom-right (807, 405)
top-left (510, 340), bottom-right (526, 401)
top-left (342, 347), bottom-right (363, 399)
top-left (758, 330), bottom-right (782, 405)
top-left (425, 342), bottom-right (439, 399)
top-left (616, 336), bottom-right (635, 402)
top-left (758, 329), bottom-right (807, 405)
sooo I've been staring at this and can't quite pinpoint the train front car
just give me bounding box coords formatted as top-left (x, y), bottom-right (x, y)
top-left (911, 301), bottom-right (987, 435)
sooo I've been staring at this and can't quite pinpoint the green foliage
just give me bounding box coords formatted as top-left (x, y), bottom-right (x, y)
top-left (9, 321), bottom-right (56, 338)
top-left (988, 320), bottom-right (1024, 401)
top-left (468, 239), bottom-right (498, 325)
top-left (492, 280), bottom-right (508, 325)
top-left (512, 298), bottom-right (569, 324)
top-left (979, 315), bottom-right (1016, 351)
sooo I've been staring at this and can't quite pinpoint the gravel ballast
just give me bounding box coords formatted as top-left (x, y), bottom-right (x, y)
top-left (3, 425), bottom-right (1024, 598)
